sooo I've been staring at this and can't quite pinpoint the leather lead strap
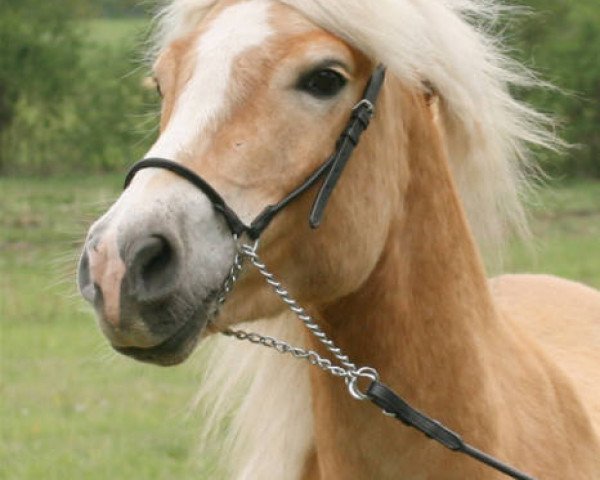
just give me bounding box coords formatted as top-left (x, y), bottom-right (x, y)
top-left (367, 382), bottom-right (537, 480)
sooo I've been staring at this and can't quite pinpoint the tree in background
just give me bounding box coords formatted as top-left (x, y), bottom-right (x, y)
top-left (512, 0), bottom-right (600, 177)
top-left (0, 0), bottom-right (156, 174)
top-left (0, 0), bottom-right (598, 177)
top-left (90, 0), bottom-right (146, 17)
top-left (0, 0), bottom-right (84, 139)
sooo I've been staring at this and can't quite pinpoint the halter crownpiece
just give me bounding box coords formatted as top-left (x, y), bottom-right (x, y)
top-left (124, 65), bottom-right (387, 239)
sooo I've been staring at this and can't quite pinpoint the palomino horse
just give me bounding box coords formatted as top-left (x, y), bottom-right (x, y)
top-left (78, 0), bottom-right (600, 478)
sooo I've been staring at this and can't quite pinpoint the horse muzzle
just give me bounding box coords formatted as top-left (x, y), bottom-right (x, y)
top-left (77, 180), bottom-right (236, 365)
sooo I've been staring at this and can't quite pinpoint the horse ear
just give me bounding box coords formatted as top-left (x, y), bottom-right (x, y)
top-left (422, 80), bottom-right (438, 106)
top-left (142, 76), bottom-right (158, 91)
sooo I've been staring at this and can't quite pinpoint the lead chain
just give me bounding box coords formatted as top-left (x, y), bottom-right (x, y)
top-left (239, 243), bottom-right (358, 372)
top-left (218, 240), bottom-right (379, 400)
top-left (224, 329), bottom-right (351, 380)
top-left (216, 247), bottom-right (244, 308)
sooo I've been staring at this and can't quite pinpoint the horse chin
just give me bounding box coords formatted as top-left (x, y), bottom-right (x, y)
top-left (113, 300), bottom-right (216, 367)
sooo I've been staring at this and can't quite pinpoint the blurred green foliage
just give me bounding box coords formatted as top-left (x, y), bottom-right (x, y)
top-left (0, 0), bottom-right (157, 175)
top-left (90, 0), bottom-right (147, 17)
top-left (0, 1), bottom-right (82, 143)
top-left (0, 0), bottom-right (598, 176)
top-left (510, 0), bottom-right (600, 177)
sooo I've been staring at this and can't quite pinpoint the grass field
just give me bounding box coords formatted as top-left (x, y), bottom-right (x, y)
top-left (0, 176), bottom-right (213, 479)
top-left (506, 180), bottom-right (600, 286)
top-left (1, 175), bottom-right (599, 479)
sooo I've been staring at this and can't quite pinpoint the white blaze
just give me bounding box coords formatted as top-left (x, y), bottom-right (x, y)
top-left (99, 0), bottom-right (274, 228)
top-left (87, 0), bottom-right (274, 291)
top-left (146, 0), bottom-right (273, 159)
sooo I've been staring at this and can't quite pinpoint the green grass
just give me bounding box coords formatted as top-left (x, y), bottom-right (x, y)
top-left (506, 179), bottom-right (600, 287)
top-left (0, 176), bottom-right (213, 480)
top-left (1, 175), bottom-right (599, 479)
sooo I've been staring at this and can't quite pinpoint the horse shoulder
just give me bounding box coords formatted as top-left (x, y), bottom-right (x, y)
top-left (490, 273), bottom-right (600, 436)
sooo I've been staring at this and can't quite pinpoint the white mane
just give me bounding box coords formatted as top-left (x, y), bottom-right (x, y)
top-left (151, 1), bottom-right (558, 477)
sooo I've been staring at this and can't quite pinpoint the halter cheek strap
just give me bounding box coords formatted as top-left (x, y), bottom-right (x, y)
top-left (124, 65), bottom-right (387, 239)
top-left (309, 66), bottom-right (386, 228)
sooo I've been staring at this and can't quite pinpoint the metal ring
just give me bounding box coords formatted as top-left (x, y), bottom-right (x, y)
top-left (347, 367), bottom-right (380, 401)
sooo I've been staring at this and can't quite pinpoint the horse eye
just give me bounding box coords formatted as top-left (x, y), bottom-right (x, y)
top-left (299, 68), bottom-right (347, 98)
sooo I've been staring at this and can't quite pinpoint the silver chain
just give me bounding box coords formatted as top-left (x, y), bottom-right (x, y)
top-left (215, 239), bottom-right (379, 401)
top-left (216, 240), bottom-right (244, 308)
top-left (224, 329), bottom-right (352, 379)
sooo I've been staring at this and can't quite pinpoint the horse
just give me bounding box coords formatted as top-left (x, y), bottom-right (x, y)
top-left (77, 0), bottom-right (600, 478)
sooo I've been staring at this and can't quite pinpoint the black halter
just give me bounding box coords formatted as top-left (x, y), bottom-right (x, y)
top-left (124, 65), bottom-right (387, 239)
top-left (123, 64), bottom-right (536, 480)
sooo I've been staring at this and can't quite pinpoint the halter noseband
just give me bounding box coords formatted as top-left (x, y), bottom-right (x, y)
top-left (124, 65), bottom-right (386, 239)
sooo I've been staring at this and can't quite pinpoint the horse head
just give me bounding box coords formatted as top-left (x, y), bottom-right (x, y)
top-left (78, 0), bottom-right (403, 366)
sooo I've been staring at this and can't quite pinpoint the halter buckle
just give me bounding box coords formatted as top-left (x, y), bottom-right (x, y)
top-left (352, 98), bottom-right (375, 115)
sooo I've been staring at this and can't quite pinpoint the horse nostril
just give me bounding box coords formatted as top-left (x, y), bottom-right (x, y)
top-left (129, 235), bottom-right (179, 302)
top-left (77, 250), bottom-right (96, 303)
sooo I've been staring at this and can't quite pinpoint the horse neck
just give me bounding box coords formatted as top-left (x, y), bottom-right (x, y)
top-left (306, 88), bottom-right (505, 477)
